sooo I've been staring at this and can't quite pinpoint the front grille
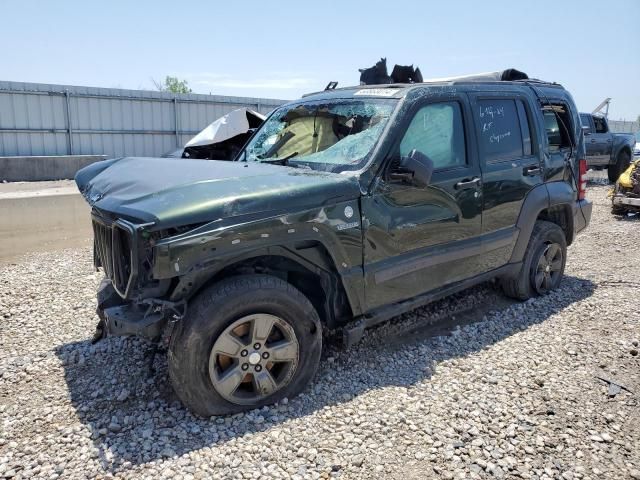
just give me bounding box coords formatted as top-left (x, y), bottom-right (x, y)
top-left (92, 215), bottom-right (136, 298)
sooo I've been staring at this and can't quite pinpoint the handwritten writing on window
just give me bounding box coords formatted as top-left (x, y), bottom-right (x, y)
top-left (480, 105), bottom-right (507, 138)
top-left (477, 99), bottom-right (523, 161)
top-left (490, 131), bottom-right (512, 143)
top-left (479, 105), bottom-right (505, 120)
top-left (479, 104), bottom-right (512, 143)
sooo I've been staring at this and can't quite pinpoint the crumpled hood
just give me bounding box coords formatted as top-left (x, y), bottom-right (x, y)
top-left (75, 157), bottom-right (361, 229)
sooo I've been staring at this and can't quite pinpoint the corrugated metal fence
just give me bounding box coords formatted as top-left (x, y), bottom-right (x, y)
top-left (0, 81), bottom-right (287, 158)
top-left (608, 119), bottom-right (639, 134)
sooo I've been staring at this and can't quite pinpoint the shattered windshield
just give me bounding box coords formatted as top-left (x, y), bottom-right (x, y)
top-left (242, 98), bottom-right (396, 172)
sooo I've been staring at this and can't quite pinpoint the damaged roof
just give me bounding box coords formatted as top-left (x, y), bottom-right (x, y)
top-left (302, 69), bottom-right (562, 101)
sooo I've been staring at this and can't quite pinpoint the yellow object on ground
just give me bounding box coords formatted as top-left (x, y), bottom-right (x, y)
top-left (618, 159), bottom-right (640, 189)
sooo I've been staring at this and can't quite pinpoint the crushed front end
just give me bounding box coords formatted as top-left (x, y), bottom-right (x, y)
top-left (90, 208), bottom-right (185, 343)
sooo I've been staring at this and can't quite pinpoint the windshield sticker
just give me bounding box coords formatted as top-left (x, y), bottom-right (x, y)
top-left (354, 89), bottom-right (397, 97)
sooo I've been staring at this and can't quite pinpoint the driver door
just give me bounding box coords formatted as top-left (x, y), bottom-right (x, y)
top-left (361, 96), bottom-right (482, 311)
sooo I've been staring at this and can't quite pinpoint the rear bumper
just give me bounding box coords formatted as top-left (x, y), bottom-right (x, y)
top-left (586, 158), bottom-right (611, 167)
top-left (612, 195), bottom-right (640, 207)
top-left (573, 199), bottom-right (592, 235)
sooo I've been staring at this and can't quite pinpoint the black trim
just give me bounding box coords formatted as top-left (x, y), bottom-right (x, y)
top-left (91, 213), bottom-right (143, 299)
top-left (509, 184), bottom-right (549, 262)
top-left (344, 261), bottom-right (522, 347)
top-left (111, 219), bottom-right (140, 299)
top-left (371, 227), bottom-right (517, 284)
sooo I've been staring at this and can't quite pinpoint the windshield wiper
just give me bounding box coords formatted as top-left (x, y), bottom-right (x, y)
top-left (260, 152), bottom-right (299, 166)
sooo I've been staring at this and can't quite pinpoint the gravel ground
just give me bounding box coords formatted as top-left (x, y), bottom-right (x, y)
top-left (1, 184), bottom-right (638, 480)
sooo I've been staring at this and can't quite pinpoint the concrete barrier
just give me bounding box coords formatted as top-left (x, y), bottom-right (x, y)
top-left (0, 155), bottom-right (107, 182)
top-left (0, 181), bottom-right (92, 263)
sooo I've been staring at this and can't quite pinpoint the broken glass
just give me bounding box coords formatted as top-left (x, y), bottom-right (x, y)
top-left (243, 99), bottom-right (396, 172)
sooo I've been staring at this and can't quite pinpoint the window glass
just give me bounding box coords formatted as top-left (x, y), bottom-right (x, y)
top-left (477, 99), bottom-right (524, 162)
top-left (593, 116), bottom-right (607, 133)
top-left (543, 105), bottom-right (574, 150)
top-left (544, 111), bottom-right (562, 150)
top-left (399, 102), bottom-right (466, 170)
top-left (243, 99), bottom-right (396, 173)
top-left (580, 114), bottom-right (592, 132)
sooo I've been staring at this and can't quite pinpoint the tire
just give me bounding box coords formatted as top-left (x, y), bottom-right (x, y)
top-left (611, 205), bottom-right (627, 216)
top-left (168, 274), bottom-right (322, 417)
top-left (608, 150), bottom-right (631, 183)
top-left (501, 220), bottom-right (567, 301)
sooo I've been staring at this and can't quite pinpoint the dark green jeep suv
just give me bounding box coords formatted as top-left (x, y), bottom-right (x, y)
top-left (76, 73), bottom-right (592, 416)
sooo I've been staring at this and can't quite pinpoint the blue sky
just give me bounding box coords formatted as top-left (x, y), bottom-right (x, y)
top-left (1, 0), bottom-right (638, 119)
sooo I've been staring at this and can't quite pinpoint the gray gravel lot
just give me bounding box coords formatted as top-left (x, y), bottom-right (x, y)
top-left (0, 184), bottom-right (638, 480)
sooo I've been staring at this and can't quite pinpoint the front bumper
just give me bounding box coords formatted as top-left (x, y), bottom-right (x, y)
top-left (103, 304), bottom-right (167, 339)
top-left (95, 279), bottom-right (184, 341)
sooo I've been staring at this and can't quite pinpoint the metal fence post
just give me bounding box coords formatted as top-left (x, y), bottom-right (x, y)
top-left (173, 97), bottom-right (180, 147)
top-left (64, 90), bottom-right (74, 155)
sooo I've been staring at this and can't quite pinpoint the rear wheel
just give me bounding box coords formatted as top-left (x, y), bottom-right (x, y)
top-left (608, 150), bottom-right (631, 183)
top-left (168, 274), bottom-right (322, 416)
top-left (501, 221), bottom-right (567, 300)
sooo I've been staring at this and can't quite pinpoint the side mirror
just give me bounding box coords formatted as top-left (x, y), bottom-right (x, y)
top-left (582, 126), bottom-right (591, 136)
top-left (390, 149), bottom-right (434, 187)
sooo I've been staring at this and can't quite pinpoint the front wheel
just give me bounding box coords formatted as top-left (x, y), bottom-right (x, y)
top-left (501, 220), bottom-right (567, 300)
top-left (608, 150), bottom-right (631, 183)
top-left (168, 274), bottom-right (322, 416)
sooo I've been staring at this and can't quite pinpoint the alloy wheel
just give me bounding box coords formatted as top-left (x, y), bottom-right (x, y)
top-left (532, 242), bottom-right (563, 294)
top-left (208, 314), bottom-right (299, 405)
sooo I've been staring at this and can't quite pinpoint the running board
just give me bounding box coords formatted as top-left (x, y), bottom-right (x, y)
top-left (342, 263), bottom-right (520, 348)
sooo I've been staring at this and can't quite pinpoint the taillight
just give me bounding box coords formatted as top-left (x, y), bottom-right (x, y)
top-left (578, 158), bottom-right (587, 200)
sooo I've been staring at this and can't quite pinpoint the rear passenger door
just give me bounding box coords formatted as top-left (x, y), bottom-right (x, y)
top-left (468, 93), bottom-right (543, 270)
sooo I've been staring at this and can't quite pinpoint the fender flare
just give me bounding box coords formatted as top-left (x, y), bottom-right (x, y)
top-left (510, 182), bottom-right (577, 263)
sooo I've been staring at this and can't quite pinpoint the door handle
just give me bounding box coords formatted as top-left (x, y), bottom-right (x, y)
top-left (606, 139), bottom-right (612, 143)
top-left (591, 139), bottom-right (597, 143)
top-left (523, 165), bottom-right (541, 176)
top-left (454, 177), bottom-right (480, 189)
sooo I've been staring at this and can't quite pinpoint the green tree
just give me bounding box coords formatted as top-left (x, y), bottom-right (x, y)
top-left (152, 76), bottom-right (192, 94)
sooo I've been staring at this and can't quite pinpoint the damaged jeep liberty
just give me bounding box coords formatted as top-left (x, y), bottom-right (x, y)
top-left (76, 70), bottom-right (592, 416)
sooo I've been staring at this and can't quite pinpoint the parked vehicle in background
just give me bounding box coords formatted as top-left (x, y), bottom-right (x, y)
top-left (76, 70), bottom-right (592, 416)
top-left (634, 131), bottom-right (640, 158)
top-left (182, 108), bottom-right (265, 160)
top-left (161, 108), bottom-right (266, 159)
top-left (579, 113), bottom-right (635, 182)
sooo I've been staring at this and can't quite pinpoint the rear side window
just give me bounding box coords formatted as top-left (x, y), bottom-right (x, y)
top-left (542, 104), bottom-right (574, 150)
top-left (399, 101), bottom-right (466, 170)
top-left (544, 112), bottom-right (562, 149)
top-left (477, 99), bottom-right (529, 162)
